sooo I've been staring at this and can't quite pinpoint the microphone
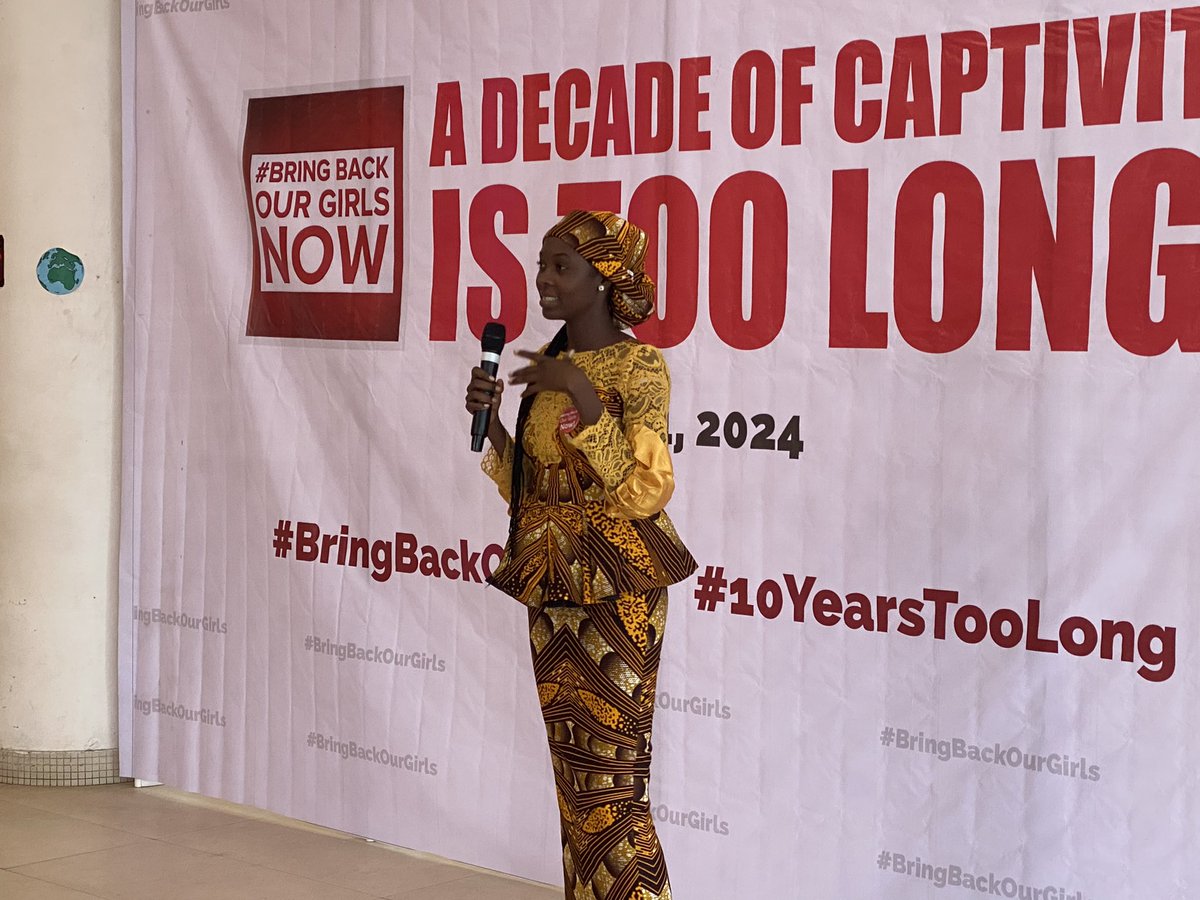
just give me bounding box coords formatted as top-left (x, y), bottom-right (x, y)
top-left (471, 321), bottom-right (506, 452)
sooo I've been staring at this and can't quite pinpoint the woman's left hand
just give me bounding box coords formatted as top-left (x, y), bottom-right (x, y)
top-left (509, 350), bottom-right (603, 425)
top-left (509, 350), bottom-right (586, 399)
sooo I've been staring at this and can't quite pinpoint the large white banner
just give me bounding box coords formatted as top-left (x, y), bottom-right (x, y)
top-left (120, 1), bottom-right (1200, 896)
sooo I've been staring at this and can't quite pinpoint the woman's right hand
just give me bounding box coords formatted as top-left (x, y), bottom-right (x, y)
top-left (465, 367), bottom-right (509, 452)
top-left (464, 366), bottom-right (504, 417)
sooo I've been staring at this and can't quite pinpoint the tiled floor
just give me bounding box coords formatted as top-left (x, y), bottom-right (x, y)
top-left (0, 783), bottom-right (560, 899)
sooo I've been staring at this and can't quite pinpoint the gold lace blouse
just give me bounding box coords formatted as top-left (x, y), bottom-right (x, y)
top-left (482, 340), bottom-right (696, 607)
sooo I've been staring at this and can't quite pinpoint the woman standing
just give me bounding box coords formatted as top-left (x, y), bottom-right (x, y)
top-left (464, 210), bottom-right (696, 900)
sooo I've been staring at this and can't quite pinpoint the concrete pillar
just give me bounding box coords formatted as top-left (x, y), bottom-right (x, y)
top-left (0, 0), bottom-right (122, 783)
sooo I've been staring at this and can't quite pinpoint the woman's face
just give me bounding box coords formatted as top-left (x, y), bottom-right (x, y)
top-left (535, 235), bottom-right (605, 321)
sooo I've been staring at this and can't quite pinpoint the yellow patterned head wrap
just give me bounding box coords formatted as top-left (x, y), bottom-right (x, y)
top-left (544, 210), bottom-right (656, 327)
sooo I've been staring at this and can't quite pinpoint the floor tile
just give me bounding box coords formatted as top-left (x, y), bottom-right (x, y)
top-left (0, 870), bottom-right (102, 900)
top-left (0, 802), bottom-right (142, 869)
top-left (11, 840), bottom-right (382, 900)
top-left (0, 783), bottom-right (560, 899)
top-left (388, 872), bottom-right (561, 900)
top-left (0, 783), bottom-right (251, 838)
top-left (164, 818), bottom-right (473, 896)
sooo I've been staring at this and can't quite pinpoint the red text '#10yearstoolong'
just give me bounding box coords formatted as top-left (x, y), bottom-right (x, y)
top-left (693, 567), bottom-right (1175, 683)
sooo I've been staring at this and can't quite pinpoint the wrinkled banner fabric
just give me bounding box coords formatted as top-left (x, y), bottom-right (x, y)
top-left (119, 1), bottom-right (1200, 896)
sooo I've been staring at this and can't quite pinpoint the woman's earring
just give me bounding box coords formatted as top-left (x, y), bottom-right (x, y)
top-left (597, 284), bottom-right (606, 292)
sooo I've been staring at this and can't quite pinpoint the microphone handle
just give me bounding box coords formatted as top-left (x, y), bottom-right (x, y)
top-left (470, 356), bottom-right (501, 452)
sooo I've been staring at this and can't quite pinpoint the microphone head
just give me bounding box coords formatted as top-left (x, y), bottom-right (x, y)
top-left (481, 321), bottom-right (506, 354)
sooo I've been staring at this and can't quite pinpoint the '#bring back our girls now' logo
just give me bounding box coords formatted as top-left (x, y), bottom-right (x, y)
top-left (242, 85), bottom-right (405, 341)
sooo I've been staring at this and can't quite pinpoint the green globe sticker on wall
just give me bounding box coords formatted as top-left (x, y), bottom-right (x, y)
top-left (36, 248), bottom-right (85, 295)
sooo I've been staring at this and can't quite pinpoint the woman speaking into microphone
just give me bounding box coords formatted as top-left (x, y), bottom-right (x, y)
top-left (464, 210), bottom-right (696, 900)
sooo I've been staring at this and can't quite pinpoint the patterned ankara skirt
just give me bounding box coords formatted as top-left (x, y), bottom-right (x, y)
top-left (528, 588), bottom-right (673, 900)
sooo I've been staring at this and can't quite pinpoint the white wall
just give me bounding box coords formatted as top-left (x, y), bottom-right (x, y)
top-left (0, 0), bottom-right (122, 750)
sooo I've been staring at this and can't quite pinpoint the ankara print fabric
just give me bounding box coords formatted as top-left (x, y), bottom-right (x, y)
top-left (482, 340), bottom-right (696, 607)
top-left (529, 588), bottom-right (674, 900)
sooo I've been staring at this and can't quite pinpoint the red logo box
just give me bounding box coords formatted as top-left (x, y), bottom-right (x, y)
top-left (243, 85), bottom-right (404, 341)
